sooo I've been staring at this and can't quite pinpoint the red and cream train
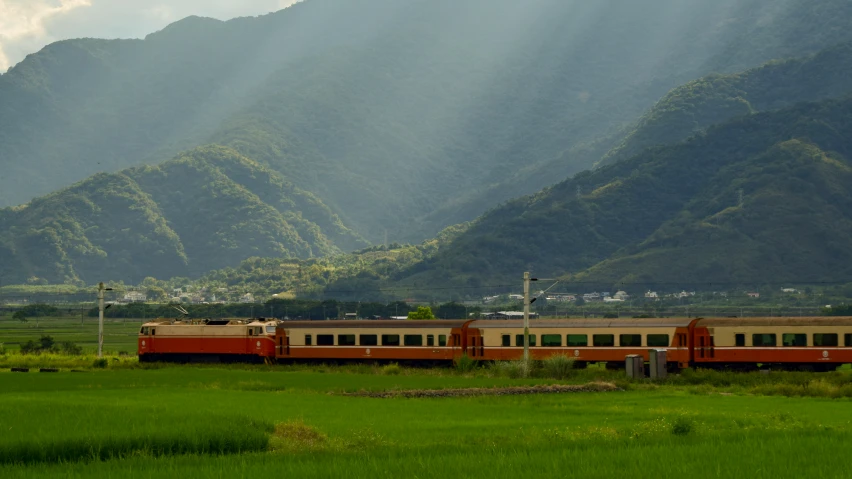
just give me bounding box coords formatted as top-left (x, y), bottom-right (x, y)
top-left (138, 317), bottom-right (852, 371)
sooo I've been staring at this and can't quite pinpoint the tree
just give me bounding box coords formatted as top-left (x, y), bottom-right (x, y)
top-left (408, 306), bottom-right (436, 320)
top-left (12, 311), bottom-right (26, 322)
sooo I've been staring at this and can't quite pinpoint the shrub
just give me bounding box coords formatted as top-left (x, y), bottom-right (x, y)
top-left (454, 353), bottom-right (478, 373)
top-left (19, 340), bottom-right (39, 355)
top-left (671, 416), bottom-right (694, 436)
top-left (492, 359), bottom-right (533, 379)
top-left (39, 335), bottom-right (56, 351)
top-left (381, 363), bottom-right (401, 375)
top-left (541, 354), bottom-right (575, 380)
top-left (92, 358), bottom-right (109, 369)
top-left (61, 341), bottom-right (83, 356)
top-left (0, 343), bottom-right (5, 356)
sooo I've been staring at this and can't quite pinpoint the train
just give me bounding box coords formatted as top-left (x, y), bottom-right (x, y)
top-left (137, 316), bottom-right (852, 371)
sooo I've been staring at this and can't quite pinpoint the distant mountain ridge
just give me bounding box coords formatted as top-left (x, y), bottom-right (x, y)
top-left (4, 0), bottom-right (852, 246)
top-left (600, 42), bottom-right (852, 167)
top-left (0, 146), bottom-right (364, 284)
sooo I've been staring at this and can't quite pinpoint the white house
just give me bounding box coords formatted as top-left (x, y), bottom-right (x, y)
top-left (645, 291), bottom-right (659, 299)
top-left (122, 291), bottom-right (147, 303)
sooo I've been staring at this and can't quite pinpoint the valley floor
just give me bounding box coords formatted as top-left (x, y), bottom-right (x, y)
top-left (0, 365), bottom-right (850, 477)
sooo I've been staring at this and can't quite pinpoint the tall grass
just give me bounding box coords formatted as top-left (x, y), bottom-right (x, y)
top-left (0, 351), bottom-right (138, 369)
top-left (0, 416), bottom-right (271, 465)
top-left (540, 354), bottom-right (575, 380)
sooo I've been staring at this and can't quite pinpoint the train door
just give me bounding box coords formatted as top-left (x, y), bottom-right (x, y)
top-left (450, 327), bottom-right (464, 359)
top-left (693, 328), bottom-right (714, 362)
top-left (139, 326), bottom-right (153, 354)
top-left (466, 329), bottom-right (482, 358)
top-left (277, 330), bottom-right (289, 358)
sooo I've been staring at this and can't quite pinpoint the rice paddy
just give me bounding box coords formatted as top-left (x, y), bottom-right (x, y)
top-left (1, 363), bottom-right (851, 477)
top-left (1, 315), bottom-right (851, 476)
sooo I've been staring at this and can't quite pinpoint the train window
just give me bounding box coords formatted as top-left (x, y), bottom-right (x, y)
top-left (266, 326), bottom-right (276, 334)
top-left (151, 328), bottom-right (156, 336)
top-left (317, 335), bottom-right (334, 346)
top-left (360, 334), bottom-right (378, 346)
top-left (502, 335), bottom-right (511, 347)
top-left (382, 334), bottom-right (400, 346)
top-left (752, 334), bottom-right (777, 347)
top-left (846, 334), bottom-right (852, 347)
top-left (439, 335), bottom-right (447, 347)
top-left (647, 334), bottom-right (669, 347)
top-left (619, 334), bottom-right (642, 347)
top-left (305, 335), bottom-right (312, 346)
top-left (782, 334), bottom-right (807, 347)
top-left (566, 335), bottom-right (588, 347)
top-left (515, 335), bottom-right (536, 347)
top-left (735, 334), bottom-right (745, 347)
top-left (404, 335), bottom-right (423, 346)
top-left (541, 334), bottom-right (562, 347)
top-left (140, 327), bottom-right (149, 335)
top-left (338, 334), bottom-right (356, 346)
top-left (248, 328), bottom-right (254, 336)
top-left (814, 334), bottom-right (838, 347)
top-left (427, 335), bottom-right (435, 346)
top-left (593, 334), bottom-right (614, 347)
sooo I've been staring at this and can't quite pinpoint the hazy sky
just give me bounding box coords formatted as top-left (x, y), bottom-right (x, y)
top-left (0, 0), bottom-right (301, 71)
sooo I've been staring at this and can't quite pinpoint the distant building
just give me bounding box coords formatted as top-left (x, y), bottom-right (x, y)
top-left (121, 291), bottom-right (147, 303)
top-left (546, 294), bottom-right (576, 302)
top-left (603, 297), bottom-right (624, 303)
top-left (614, 291), bottom-right (630, 300)
top-left (645, 291), bottom-right (659, 299)
top-left (508, 294), bottom-right (524, 300)
top-left (484, 311), bottom-right (539, 319)
top-left (747, 292), bottom-right (760, 298)
top-left (781, 288), bottom-right (798, 294)
top-left (240, 293), bottom-right (255, 303)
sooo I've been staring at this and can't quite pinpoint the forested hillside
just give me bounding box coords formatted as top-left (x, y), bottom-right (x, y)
top-left (601, 42), bottom-right (852, 166)
top-left (0, 147), bottom-right (364, 284)
top-left (399, 95), bottom-right (852, 290)
top-left (3, 0), bottom-right (852, 246)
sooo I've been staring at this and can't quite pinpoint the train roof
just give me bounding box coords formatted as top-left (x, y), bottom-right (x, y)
top-left (141, 319), bottom-right (276, 327)
top-left (696, 317), bottom-right (852, 327)
top-left (276, 320), bottom-right (468, 329)
top-left (470, 318), bottom-right (695, 328)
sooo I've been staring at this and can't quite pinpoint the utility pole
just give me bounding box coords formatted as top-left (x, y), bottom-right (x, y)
top-left (97, 282), bottom-right (113, 358)
top-left (523, 272), bottom-right (531, 362)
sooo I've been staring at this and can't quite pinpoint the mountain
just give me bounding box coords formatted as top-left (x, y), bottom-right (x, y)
top-left (391, 95), bottom-right (852, 292)
top-left (4, 0), bottom-right (852, 246)
top-left (0, 146), bottom-right (364, 284)
top-left (601, 42), bottom-right (852, 167)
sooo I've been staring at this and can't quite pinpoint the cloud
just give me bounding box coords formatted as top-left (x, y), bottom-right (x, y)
top-left (0, 0), bottom-right (302, 72)
top-left (0, 0), bottom-right (92, 71)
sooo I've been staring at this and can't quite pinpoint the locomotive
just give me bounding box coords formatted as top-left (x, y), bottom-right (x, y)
top-left (138, 316), bottom-right (852, 371)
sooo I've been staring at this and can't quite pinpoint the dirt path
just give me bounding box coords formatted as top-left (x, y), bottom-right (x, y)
top-left (342, 382), bottom-right (620, 398)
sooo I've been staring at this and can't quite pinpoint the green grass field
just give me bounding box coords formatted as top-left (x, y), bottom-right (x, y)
top-left (1, 365), bottom-right (852, 478)
top-left (0, 314), bottom-right (149, 354)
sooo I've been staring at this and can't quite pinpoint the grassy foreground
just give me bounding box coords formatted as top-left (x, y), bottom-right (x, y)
top-left (1, 366), bottom-right (851, 477)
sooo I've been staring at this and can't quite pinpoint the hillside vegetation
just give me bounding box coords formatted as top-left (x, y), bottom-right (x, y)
top-left (601, 42), bottom-right (852, 166)
top-left (0, 147), bottom-right (364, 284)
top-left (400, 94), bottom-right (852, 290)
top-left (3, 0), bottom-right (852, 246)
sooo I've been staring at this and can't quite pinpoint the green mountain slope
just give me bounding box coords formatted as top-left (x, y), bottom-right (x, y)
top-left (601, 42), bottom-right (852, 166)
top-left (4, 0), bottom-right (852, 244)
top-left (396, 96), bottom-right (852, 289)
top-left (0, 147), bottom-right (364, 284)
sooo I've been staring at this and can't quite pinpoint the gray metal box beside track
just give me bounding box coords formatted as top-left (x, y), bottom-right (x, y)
top-left (649, 349), bottom-right (667, 379)
top-left (625, 355), bottom-right (644, 379)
